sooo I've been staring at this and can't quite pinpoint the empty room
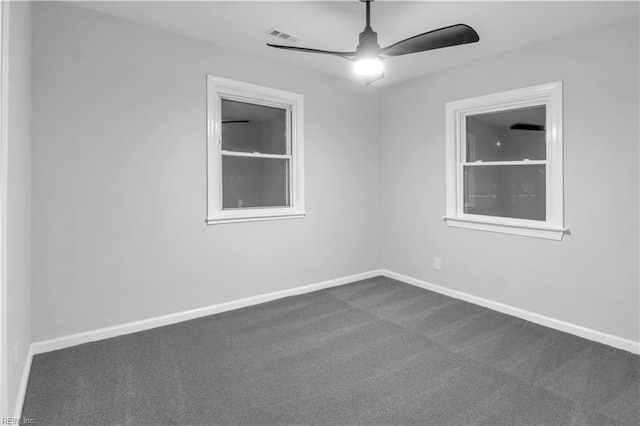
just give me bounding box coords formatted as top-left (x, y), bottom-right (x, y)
top-left (1, 0), bottom-right (639, 424)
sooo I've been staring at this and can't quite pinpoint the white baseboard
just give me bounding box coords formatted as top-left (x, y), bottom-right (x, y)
top-left (381, 269), bottom-right (640, 355)
top-left (13, 343), bottom-right (32, 420)
top-left (32, 270), bottom-right (385, 355)
top-left (30, 268), bottom-right (640, 357)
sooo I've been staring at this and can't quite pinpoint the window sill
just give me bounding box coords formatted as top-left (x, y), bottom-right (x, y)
top-left (206, 211), bottom-right (306, 225)
top-left (443, 216), bottom-right (567, 240)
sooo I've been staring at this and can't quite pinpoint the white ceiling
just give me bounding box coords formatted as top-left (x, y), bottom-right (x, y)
top-left (70, 0), bottom-right (639, 87)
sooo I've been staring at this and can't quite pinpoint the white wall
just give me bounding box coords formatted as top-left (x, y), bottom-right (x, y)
top-left (31, 2), bottom-right (379, 341)
top-left (379, 18), bottom-right (639, 343)
top-left (3, 0), bottom-right (31, 416)
top-left (31, 2), bottom-right (638, 348)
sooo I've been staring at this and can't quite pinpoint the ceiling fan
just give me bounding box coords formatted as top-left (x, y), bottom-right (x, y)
top-left (267, 0), bottom-right (480, 85)
top-left (510, 123), bottom-right (546, 131)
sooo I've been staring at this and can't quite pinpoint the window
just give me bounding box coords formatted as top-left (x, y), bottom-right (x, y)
top-left (444, 82), bottom-right (565, 240)
top-left (206, 76), bottom-right (304, 224)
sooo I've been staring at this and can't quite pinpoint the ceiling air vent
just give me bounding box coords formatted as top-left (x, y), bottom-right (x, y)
top-left (265, 28), bottom-right (299, 43)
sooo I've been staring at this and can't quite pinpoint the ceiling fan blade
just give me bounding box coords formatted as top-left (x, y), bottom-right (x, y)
top-left (364, 72), bottom-right (384, 86)
top-left (380, 24), bottom-right (479, 57)
top-left (267, 43), bottom-right (356, 60)
top-left (511, 123), bottom-right (546, 131)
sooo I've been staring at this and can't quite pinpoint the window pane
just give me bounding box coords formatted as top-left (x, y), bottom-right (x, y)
top-left (222, 156), bottom-right (289, 209)
top-left (222, 99), bottom-right (287, 155)
top-left (464, 165), bottom-right (546, 221)
top-left (466, 106), bottom-right (546, 162)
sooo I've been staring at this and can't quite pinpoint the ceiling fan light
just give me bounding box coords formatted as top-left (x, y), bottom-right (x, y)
top-left (353, 57), bottom-right (384, 76)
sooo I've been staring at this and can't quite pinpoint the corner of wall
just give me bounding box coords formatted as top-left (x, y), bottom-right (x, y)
top-left (2, 0), bottom-right (33, 419)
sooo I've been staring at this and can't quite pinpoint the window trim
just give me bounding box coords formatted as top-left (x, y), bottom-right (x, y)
top-left (206, 76), bottom-right (305, 225)
top-left (444, 82), bottom-right (566, 240)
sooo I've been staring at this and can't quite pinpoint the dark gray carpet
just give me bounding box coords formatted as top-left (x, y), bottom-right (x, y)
top-left (22, 277), bottom-right (639, 425)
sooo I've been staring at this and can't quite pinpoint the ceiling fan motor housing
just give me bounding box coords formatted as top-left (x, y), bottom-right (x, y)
top-left (357, 27), bottom-right (380, 55)
top-left (357, 0), bottom-right (380, 56)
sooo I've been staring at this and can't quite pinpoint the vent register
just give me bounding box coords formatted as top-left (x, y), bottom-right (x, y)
top-left (265, 28), bottom-right (299, 43)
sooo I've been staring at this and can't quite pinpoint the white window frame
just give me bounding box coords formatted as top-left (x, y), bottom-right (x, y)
top-left (444, 82), bottom-right (566, 240)
top-left (206, 76), bottom-right (305, 225)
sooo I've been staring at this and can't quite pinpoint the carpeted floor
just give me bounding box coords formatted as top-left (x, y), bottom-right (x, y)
top-left (22, 276), bottom-right (639, 425)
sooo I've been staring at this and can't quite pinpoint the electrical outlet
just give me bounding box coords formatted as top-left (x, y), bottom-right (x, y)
top-left (14, 342), bottom-right (18, 374)
top-left (434, 257), bottom-right (442, 271)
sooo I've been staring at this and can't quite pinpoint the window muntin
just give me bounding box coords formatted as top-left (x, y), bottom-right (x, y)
top-left (207, 76), bottom-right (304, 224)
top-left (445, 82), bottom-right (565, 240)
